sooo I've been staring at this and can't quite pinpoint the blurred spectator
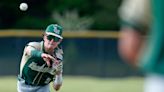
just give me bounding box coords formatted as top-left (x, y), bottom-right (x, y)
top-left (118, 0), bottom-right (164, 92)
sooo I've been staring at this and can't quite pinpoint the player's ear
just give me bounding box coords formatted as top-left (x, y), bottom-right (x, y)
top-left (43, 33), bottom-right (47, 41)
top-left (57, 39), bottom-right (62, 44)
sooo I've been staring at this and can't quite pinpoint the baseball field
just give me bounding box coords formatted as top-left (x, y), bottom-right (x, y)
top-left (0, 76), bottom-right (144, 92)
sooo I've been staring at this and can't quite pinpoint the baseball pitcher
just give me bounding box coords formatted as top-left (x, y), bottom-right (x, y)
top-left (17, 24), bottom-right (64, 92)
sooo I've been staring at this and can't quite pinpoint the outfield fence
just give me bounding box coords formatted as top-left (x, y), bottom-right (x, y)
top-left (0, 30), bottom-right (143, 77)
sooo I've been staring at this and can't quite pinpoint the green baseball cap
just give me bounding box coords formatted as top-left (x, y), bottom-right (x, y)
top-left (45, 24), bottom-right (63, 39)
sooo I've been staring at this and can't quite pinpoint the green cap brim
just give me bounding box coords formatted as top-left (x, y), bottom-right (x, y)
top-left (46, 32), bottom-right (63, 39)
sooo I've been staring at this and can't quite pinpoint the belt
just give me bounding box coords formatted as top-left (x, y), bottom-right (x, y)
top-left (17, 75), bottom-right (24, 81)
top-left (17, 75), bottom-right (35, 86)
top-left (17, 74), bottom-right (48, 86)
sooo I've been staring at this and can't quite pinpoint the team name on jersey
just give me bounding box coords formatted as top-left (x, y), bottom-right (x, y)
top-left (28, 62), bottom-right (56, 75)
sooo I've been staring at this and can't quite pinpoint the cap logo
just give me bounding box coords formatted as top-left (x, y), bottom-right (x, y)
top-left (53, 26), bottom-right (60, 34)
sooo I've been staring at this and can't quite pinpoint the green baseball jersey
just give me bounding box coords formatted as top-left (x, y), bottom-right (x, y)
top-left (19, 41), bottom-right (63, 86)
top-left (138, 0), bottom-right (164, 75)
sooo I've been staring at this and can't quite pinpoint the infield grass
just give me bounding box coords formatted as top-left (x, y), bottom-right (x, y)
top-left (0, 76), bottom-right (144, 92)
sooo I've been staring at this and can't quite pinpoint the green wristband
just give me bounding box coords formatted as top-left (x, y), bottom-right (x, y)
top-left (31, 50), bottom-right (42, 58)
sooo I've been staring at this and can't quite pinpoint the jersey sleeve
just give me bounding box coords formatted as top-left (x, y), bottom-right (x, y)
top-left (27, 42), bottom-right (41, 50)
top-left (25, 42), bottom-right (42, 58)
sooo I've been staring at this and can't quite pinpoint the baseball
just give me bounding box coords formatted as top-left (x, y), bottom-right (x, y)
top-left (19, 3), bottom-right (28, 11)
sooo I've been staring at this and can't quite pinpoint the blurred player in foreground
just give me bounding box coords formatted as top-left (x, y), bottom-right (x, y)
top-left (17, 24), bottom-right (64, 92)
top-left (118, 0), bottom-right (164, 92)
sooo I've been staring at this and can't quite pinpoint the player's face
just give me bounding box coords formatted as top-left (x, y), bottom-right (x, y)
top-left (44, 35), bottom-right (62, 50)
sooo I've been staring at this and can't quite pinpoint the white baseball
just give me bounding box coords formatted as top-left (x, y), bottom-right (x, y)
top-left (19, 3), bottom-right (28, 11)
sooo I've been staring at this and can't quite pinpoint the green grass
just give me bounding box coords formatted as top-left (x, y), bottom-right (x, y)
top-left (0, 76), bottom-right (144, 92)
